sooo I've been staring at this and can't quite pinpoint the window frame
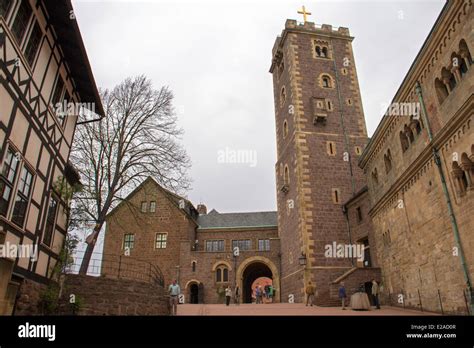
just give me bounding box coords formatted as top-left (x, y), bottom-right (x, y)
top-left (11, 0), bottom-right (33, 45)
top-left (258, 239), bottom-right (270, 251)
top-left (23, 19), bottom-right (42, 68)
top-left (140, 201), bottom-right (147, 213)
top-left (42, 195), bottom-right (59, 247)
top-left (232, 239), bottom-right (252, 251)
top-left (206, 239), bottom-right (225, 252)
top-left (155, 232), bottom-right (167, 249)
top-left (123, 233), bottom-right (135, 250)
top-left (149, 201), bottom-right (156, 213)
top-left (11, 164), bottom-right (34, 228)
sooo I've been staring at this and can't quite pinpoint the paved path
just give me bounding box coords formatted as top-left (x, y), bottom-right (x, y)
top-left (177, 303), bottom-right (437, 316)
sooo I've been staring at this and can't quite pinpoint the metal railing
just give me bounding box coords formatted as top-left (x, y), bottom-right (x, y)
top-left (65, 251), bottom-right (165, 287)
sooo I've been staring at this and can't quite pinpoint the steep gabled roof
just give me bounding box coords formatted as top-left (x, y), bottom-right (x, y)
top-left (105, 176), bottom-right (198, 223)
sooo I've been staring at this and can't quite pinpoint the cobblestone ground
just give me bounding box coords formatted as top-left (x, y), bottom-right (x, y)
top-left (177, 303), bottom-right (439, 316)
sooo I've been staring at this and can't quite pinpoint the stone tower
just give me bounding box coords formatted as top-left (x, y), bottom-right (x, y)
top-left (269, 18), bottom-right (369, 303)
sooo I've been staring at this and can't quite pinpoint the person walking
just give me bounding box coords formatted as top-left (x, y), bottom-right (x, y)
top-left (372, 279), bottom-right (381, 309)
top-left (168, 279), bottom-right (181, 316)
top-left (268, 285), bottom-right (274, 303)
top-left (339, 282), bottom-right (347, 310)
top-left (255, 285), bottom-right (262, 304)
top-left (305, 281), bottom-right (315, 306)
top-left (234, 286), bottom-right (240, 305)
top-left (225, 285), bottom-right (232, 306)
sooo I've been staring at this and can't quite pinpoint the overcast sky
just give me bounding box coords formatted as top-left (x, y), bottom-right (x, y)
top-left (72, 0), bottom-right (445, 214)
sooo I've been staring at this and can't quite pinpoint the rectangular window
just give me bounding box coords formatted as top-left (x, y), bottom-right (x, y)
top-left (57, 90), bottom-right (70, 126)
top-left (11, 0), bottom-right (32, 44)
top-left (155, 233), bottom-right (167, 249)
top-left (206, 240), bottom-right (224, 252)
top-left (24, 21), bottom-right (42, 67)
top-left (258, 239), bottom-right (270, 251)
top-left (149, 201), bottom-right (156, 213)
top-left (0, 0), bottom-right (13, 17)
top-left (356, 207), bottom-right (363, 222)
top-left (140, 201), bottom-right (147, 213)
top-left (43, 196), bottom-right (58, 247)
top-left (51, 77), bottom-right (64, 108)
top-left (0, 148), bottom-right (20, 216)
top-left (232, 239), bottom-right (251, 251)
top-left (11, 166), bottom-right (33, 227)
top-left (123, 233), bottom-right (134, 250)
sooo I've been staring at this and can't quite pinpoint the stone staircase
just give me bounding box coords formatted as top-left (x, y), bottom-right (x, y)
top-left (315, 267), bottom-right (381, 307)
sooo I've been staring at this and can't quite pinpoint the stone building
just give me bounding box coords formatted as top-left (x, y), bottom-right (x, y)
top-left (359, 0), bottom-right (473, 314)
top-left (104, 177), bottom-right (281, 304)
top-left (268, 17), bottom-right (380, 304)
top-left (104, 1), bottom-right (472, 313)
top-left (0, 0), bottom-right (102, 314)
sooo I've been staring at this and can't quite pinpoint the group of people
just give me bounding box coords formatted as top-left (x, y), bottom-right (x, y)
top-left (306, 279), bottom-right (381, 310)
top-left (253, 284), bottom-right (274, 304)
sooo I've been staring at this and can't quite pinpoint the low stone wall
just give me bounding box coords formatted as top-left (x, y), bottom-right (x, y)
top-left (61, 274), bottom-right (170, 315)
top-left (14, 279), bottom-right (48, 315)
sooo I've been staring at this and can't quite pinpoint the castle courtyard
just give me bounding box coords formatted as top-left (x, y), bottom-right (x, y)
top-left (177, 303), bottom-right (438, 316)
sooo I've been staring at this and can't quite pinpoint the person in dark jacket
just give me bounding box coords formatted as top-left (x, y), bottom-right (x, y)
top-left (338, 282), bottom-right (347, 310)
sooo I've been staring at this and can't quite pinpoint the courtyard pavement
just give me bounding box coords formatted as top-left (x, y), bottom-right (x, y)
top-left (177, 303), bottom-right (438, 316)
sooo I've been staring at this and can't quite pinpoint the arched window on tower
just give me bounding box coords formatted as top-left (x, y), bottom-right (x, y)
top-left (284, 165), bottom-right (290, 185)
top-left (283, 120), bottom-right (288, 138)
top-left (315, 46), bottom-right (322, 57)
top-left (321, 75), bottom-right (332, 88)
top-left (322, 47), bottom-right (328, 58)
top-left (192, 261), bottom-right (196, 272)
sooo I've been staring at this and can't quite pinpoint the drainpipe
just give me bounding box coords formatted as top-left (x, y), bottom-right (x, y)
top-left (415, 81), bottom-right (473, 315)
top-left (342, 205), bottom-right (355, 267)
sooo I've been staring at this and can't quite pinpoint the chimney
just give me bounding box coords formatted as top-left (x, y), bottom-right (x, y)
top-left (197, 204), bottom-right (207, 215)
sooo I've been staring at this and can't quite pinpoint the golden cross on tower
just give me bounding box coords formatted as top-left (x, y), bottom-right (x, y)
top-left (297, 5), bottom-right (312, 23)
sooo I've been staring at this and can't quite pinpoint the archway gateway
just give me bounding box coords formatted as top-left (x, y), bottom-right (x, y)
top-left (236, 256), bottom-right (280, 304)
top-left (185, 280), bottom-right (201, 304)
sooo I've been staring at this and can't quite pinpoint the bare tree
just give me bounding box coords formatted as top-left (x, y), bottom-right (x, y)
top-left (70, 75), bottom-right (190, 274)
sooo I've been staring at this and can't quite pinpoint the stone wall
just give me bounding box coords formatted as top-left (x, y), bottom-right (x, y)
top-left (13, 278), bottom-right (48, 315)
top-left (60, 274), bottom-right (170, 315)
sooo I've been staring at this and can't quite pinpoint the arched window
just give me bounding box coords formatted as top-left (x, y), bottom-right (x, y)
top-left (216, 265), bottom-right (229, 283)
top-left (283, 120), bottom-right (288, 138)
top-left (400, 131), bottom-right (409, 152)
top-left (452, 161), bottom-right (468, 195)
top-left (372, 168), bottom-right (379, 185)
top-left (384, 149), bottom-right (392, 173)
top-left (435, 78), bottom-right (449, 104)
top-left (322, 47), bottom-right (328, 58)
top-left (280, 86), bottom-right (286, 107)
top-left (404, 125), bottom-right (414, 143)
top-left (322, 76), bottom-right (331, 88)
top-left (284, 165), bottom-right (290, 185)
top-left (223, 268), bottom-right (228, 282)
top-left (315, 46), bottom-right (322, 57)
top-left (192, 261), bottom-right (196, 272)
top-left (442, 67), bottom-right (456, 91)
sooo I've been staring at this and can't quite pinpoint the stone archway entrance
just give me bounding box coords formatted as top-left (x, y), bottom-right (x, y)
top-left (190, 283), bottom-right (199, 304)
top-left (236, 256), bottom-right (280, 304)
top-left (185, 280), bottom-right (201, 304)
